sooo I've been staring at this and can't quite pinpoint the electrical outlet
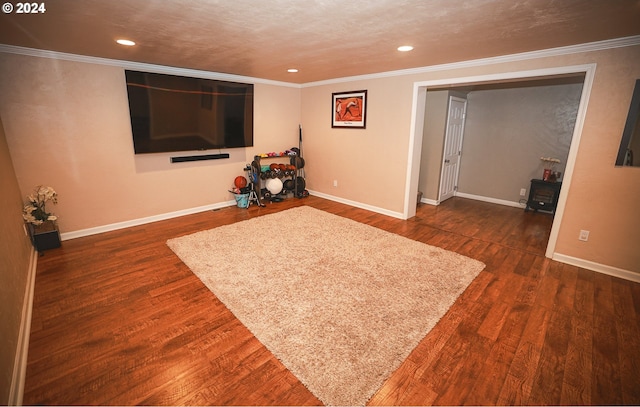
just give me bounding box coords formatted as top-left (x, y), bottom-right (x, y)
top-left (579, 230), bottom-right (589, 241)
top-left (520, 188), bottom-right (527, 197)
top-left (333, 180), bottom-right (338, 187)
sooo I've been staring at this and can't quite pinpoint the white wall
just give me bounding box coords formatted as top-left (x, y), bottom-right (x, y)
top-left (458, 82), bottom-right (583, 203)
top-left (2, 42), bottom-right (640, 274)
top-left (0, 53), bottom-right (301, 235)
top-left (302, 44), bottom-right (640, 274)
top-left (0, 115), bottom-right (34, 405)
top-left (418, 90), bottom-right (448, 202)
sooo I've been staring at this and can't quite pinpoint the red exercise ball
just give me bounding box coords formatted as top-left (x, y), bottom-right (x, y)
top-left (234, 176), bottom-right (247, 189)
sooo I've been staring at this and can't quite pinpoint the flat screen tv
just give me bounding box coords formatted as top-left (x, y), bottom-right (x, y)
top-left (124, 70), bottom-right (254, 154)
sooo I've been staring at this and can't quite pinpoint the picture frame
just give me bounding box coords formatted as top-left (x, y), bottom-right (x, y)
top-left (332, 90), bottom-right (367, 128)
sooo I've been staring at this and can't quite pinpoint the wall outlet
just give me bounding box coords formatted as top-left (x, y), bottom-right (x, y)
top-left (333, 180), bottom-right (338, 187)
top-left (579, 230), bottom-right (589, 241)
top-left (520, 188), bottom-right (527, 197)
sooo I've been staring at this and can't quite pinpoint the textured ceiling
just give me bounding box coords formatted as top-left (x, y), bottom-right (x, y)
top-left (1, 0), bottom-right (639, 83)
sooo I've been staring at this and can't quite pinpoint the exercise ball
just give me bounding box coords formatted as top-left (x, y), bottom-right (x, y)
top-left (234, 176), bottom-right (247, 189)
top-left (265, 178), bottom-right (283, 195)
top-left (283, 179), bottom-right (295, 190)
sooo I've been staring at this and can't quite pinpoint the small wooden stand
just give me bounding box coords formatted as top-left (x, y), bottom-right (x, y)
top-left (29, 221), bottom-right (61, 252)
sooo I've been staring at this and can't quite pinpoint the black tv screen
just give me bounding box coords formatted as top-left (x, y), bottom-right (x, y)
top-left (124, 70), bottom-right (254, 154)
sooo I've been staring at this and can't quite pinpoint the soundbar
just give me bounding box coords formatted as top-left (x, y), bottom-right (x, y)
top-left (171, 153), bottom-right (230, 163)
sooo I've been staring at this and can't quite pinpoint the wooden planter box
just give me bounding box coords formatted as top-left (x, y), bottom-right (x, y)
top-left (29, 221), bottom-right (61, 252)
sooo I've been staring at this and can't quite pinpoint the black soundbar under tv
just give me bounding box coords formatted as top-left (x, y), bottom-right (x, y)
top-left (170, 153), bottom-right (230, 163)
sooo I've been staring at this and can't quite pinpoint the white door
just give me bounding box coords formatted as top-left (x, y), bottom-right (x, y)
top-left (439, 96), bottom-right (467, 202)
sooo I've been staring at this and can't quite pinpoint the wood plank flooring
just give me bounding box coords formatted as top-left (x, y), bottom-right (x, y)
top-left (23, 196), bottom-right (640, 405)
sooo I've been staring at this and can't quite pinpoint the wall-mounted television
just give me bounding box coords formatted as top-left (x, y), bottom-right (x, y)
top-left (124, 70), bottom-right (254, 154)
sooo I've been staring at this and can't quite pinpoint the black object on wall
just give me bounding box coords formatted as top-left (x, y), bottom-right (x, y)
top-left (170, 154), bottom-right (230, 163)
top-left (125, 70), bottom-right (254, 154)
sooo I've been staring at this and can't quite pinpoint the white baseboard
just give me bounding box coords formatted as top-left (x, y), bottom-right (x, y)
top-left (422, 194), bottom-right (640, 283)
top-left (56, 194), bottom-right (639, 285)
top-left (58, 192), bottom-right (516, 240)
top-left (307, 190), bottom-right (405, 219)
top-left (9, 248), bottom-right (38, 406)
top-left (420, 197), bottom-right (439, 206)
top-left (553, 253), bottom-right (640, 283)
top-left (60, 200), bottom-right (237, 241)
top-left (455, 192), bottom-right (525, 209)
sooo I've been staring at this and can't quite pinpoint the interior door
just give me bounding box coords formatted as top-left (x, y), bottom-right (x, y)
top-left (439, 96), bottom-right (467, 202)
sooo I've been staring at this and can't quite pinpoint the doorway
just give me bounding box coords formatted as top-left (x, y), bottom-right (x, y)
top-left (404, 64), bottom-right (596, 259)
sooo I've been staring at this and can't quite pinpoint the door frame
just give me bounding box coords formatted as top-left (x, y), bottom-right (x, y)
top-left (438, 96), bottom-right (468, 203)
top-left (403, 64), bottom-right (596, 259)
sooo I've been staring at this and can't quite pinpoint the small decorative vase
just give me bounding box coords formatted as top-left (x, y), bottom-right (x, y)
top-left (29, 221), bottom-right (61, 252)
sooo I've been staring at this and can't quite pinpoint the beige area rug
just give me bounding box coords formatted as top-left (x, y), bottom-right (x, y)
top-left (167, 206), bottom-right (485, 406)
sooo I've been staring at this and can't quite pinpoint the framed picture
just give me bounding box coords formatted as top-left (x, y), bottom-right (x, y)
top-left (332, 90), bottom-right (367, 128)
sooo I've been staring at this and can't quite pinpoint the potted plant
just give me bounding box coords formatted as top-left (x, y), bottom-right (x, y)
top-left (23, 185), bottom-right (61, 251)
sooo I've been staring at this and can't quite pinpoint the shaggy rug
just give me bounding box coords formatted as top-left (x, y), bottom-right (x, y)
top-left (167, 206), bottom-right (485, 406)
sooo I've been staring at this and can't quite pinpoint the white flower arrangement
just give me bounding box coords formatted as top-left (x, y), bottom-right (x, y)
top-left (540, 157), bottom-right (561, 170)
top-left (23, 185), bottom-right (58, 225)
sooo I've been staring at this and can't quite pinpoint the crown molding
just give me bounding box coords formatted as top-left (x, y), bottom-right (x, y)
top-left (302, 35), bottom-right (640, 87)
top-left (0, 44), bottom-right (301, 88)
top-left (1, 35), bottom-right (638, 88)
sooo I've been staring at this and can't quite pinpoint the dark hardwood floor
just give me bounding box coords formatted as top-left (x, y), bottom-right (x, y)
top-left (23, 196), bottom-right (640, 405)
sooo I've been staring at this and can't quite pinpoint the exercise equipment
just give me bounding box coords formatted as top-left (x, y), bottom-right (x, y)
top-left (265, 178), bottom-right (283, 195)
top-left (234, 176), bottom-right (247, 189)
top-left (296, 176), bottom-right (306, 194)
top-left (246, 160), bottom-right (265, 207)
top-left (295, 124), bottom-right (309, 198)
top-left (283, 179), bottom-right (295, 191)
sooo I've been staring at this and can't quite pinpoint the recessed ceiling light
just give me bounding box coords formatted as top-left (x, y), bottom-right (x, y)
top-left (287, 68), bottom-right (299, 73)
top-left (116, 39), bottom-right (136, 46)
top-left (397, 45), bottom-right (413, 52)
